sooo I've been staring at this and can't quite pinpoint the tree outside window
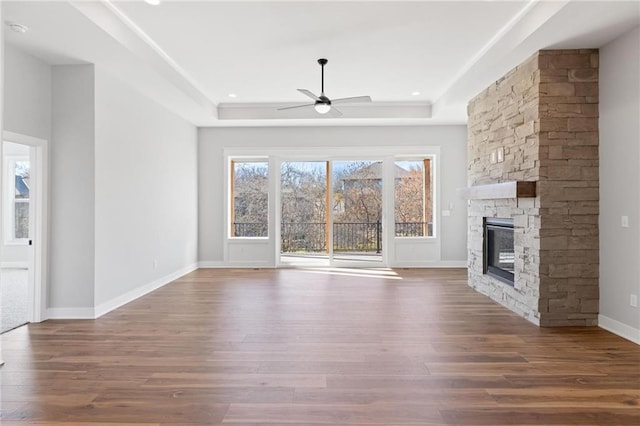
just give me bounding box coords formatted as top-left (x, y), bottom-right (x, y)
top-left (394, 159), bottom-right (433, 237)
top-left (231, 160), bottom-right (268, 237)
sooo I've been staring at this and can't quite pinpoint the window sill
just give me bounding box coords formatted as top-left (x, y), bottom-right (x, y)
top-left (4, 240), bottom-right (29, 246)
top-left (228, 237), bottom-right (270, 244)
top-left (395, 237), bottom-right (438, 243)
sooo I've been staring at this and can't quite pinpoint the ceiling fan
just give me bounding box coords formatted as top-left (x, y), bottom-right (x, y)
top-left (278, 58), bottom-right (372, 116)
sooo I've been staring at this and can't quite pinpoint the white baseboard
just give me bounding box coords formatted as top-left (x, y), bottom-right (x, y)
top-left (599, 315), bottom-right (640, 345)
top-left (47, 307), bottom-right (95, 319)
top-left (198, 261), bottom-right (274, 268)
top-left (198, 260), bottom-right (467, 269)
top-left (94, 263), bottom-right (199, 318)
top-left (391, 260), bottom-right (467, 268)
top-left (1, 261), bottom-right (28, 269)
top-left (198, 261), bottom-right (229, 268)
top-left (46, 263), bottom-right (198, 320)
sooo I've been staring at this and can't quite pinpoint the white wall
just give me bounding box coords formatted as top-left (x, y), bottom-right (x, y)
top-left (4, 44), bottom-right (198, 317)
top-left (198, 125), bottom-right (468, 266)
top-left (599, 25), bottom-right (640, 341)
top-left (2, 45), bottom-right (51, 267)
top-left (94, 69), bottom-right (198, 309)
top-left (50, 65), bottom-right (95, 311)
top-left (3, 44), bottom-right (51, 141)
top-left (1, 3), bottom-right (5, 363)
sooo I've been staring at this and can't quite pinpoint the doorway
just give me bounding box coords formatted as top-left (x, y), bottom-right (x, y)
top-left (280, 161), bottom-right (330, 266)
top-left (1, 133), bottom-right (47, 333)
top-left (331, 160), bottom-right (383, 265)
top-left (278, 159), bottom-right (384, 267)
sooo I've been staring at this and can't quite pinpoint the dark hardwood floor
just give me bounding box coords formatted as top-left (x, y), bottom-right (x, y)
top-left (1, 268), bottom-right (638, 425)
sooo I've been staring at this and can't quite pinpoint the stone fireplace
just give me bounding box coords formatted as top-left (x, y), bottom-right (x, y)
top-left (465, 49), bottom-right (599, 327)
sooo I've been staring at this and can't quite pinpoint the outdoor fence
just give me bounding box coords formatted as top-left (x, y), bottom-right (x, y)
top-left (233, 222), bottom-right (268, 237)
top-left (234, 221), bottom-right (433, 253)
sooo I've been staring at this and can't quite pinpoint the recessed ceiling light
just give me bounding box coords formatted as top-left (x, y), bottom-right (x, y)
top-left (144, 0), bottom-right (161, 5)
top-left (411, 91), bottom-right (421, 96)
top-left (228, 93), bottom-right (237, 98)
top-left (5, 21), bottom-right (29, 34)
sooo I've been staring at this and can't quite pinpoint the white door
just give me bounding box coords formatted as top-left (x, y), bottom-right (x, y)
top-left (1, 133), bottom-right (47, 332)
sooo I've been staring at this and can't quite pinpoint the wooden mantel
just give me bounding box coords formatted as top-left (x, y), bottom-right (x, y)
top-left (457, 181), bottom-right (536, 200)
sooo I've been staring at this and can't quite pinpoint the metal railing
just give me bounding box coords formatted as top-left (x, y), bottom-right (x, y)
top-left (395, 221), bottom-right (433, 237)
top-left (233, 222), bottom-right (268, 237)
top-left (233, 221), bottom-right (432, 252)
top-left (281, 222), bottom-right (326, 252)
top-left (333, 221), bottom-right (382, 253)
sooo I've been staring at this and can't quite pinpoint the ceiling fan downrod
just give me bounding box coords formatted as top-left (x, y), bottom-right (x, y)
top-left (318, 58), bottom-right (327, 97)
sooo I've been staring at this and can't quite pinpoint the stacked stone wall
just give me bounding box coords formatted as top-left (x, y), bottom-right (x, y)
top-left (467, 50), bottom-right (598, 326)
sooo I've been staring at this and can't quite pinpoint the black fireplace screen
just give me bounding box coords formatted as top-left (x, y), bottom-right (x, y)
top-left (484, 218), bottom-right (514, 285)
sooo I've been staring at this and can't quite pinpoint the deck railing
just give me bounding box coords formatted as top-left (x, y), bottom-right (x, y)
top-left (234, 221), bottom-right (433, 253)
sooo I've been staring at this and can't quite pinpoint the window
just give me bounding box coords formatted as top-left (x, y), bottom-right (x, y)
top-left (230, 160), bottom-right (269, 237)
top-left (394, 158), bottom-right (433, 237)
top-left (4, 157), bottom-right (31, 243)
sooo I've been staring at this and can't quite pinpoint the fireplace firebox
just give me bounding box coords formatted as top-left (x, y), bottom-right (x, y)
top-left (484, 217), bottom-right (515, 285)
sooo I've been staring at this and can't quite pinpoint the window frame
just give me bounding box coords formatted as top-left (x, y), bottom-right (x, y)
top-left (3, 155), bottom-right (31, 245)
top-left (393, 155), bottom-right (436, 239)
top-left (228, 157), bottom-right (270, 239)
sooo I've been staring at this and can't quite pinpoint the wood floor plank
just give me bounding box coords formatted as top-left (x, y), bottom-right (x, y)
top-left (1, 267), bottom-right (638, 425)
top-left (143, 373), bottom-right (327, 389)
top-left (223, 402), bottom-right (445, 424)
top-left (0, 422), bottom-right (159, 426)
top-left (292, 387), bottom-right (496, 406)
top-left (440, 407), bottom-right (640, 425)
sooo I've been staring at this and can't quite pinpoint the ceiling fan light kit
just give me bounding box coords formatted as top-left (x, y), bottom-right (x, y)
top-left (314, 103), bottom-right (331, 114)
top-left (279, 58), bottom-right (372, 117)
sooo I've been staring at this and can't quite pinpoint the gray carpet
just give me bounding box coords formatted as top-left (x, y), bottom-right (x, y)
top-left (1, 268), bottom-right (29, 333)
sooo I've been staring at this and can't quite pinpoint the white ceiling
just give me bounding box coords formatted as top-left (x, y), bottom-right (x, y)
top-left (3, 0), bottom-right (639, 127)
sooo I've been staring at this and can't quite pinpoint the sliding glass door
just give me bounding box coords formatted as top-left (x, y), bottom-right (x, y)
top-left (279, 161), bottom-right (330, 266)
top-left (331, 161), bottom-right (383, 265)
top-left (278, 159), bottom-right (384, 267)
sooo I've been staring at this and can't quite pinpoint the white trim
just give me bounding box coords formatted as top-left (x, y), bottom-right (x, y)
top-left (228, 238), bottom-right (270, 244)
top-left (199, 261), bottom-right (274, 269)
top-left (394, 237), bottom-right (439, 244)
top-left (94, 263), bottom-right (198, 318)
top-left (3, 131), bottom-right (47, 147)
top-left (598, 315), bottom-right (640, 345)
top-left (391, 260), bottom-right (467, 268)
top-left (2, 131), bottom-right (49, 323)
top-left (46, 264), bottom-right (198, 320)
top-left (0, 261), bottom-right (28, 269)
top-left (46, 307), bottom-right (95, 320)
top-left (224, 145), bottom-right (441, 159)
top-left (198, 260), bottom-right (466, 269)
top-left (390, 260), bottom-right (468, 269)
top-left (198, 261), bottom-right (227, 268)
top-left (71, 1), bottom-right (217, 118)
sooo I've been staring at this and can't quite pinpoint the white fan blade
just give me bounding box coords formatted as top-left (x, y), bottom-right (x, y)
top-left (331, 95), bottom-right (372, 104)
top-left (297, 89), bottom-right (321, 101)
top-left (278, 103), bottom-right (316, 111)
top-left (327, 107), bottom-right (343, 117)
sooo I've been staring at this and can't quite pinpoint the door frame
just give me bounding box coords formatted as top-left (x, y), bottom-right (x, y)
top-left (276, 159), bottom-right (332, 267)
top-left (327, 158), bottom-right (388, 268)
top-left (275, 155), bottom-right (390, 268)
top-left (2, 131), bottom-right (48, 323)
